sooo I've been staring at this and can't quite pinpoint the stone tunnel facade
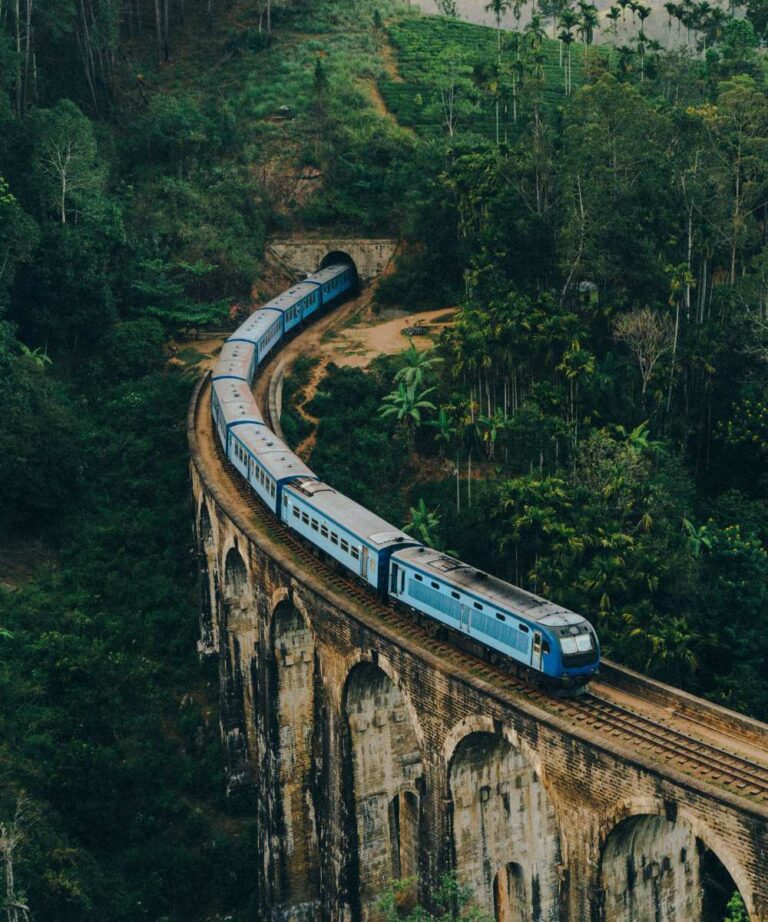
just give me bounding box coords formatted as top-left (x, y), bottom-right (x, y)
top-left (267, 237), bottom-right (398, 284)
top-left (190, 432), bottom-right (768, 922)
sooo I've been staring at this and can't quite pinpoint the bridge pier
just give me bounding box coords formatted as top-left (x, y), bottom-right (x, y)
top-left (190, 380), bottom-right (768, 922)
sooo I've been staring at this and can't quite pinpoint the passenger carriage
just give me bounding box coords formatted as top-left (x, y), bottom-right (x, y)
top-left (262, 282), bottom-right (322, 336)
top-left (211, 379), bottom-right (264, 449)
top-left (227, 309), bottom-right (283, 364)
top-left (308, 264), bottom-right (356, 306)
top-left (228, 424), bottom-right (314, 514)
top-left (282, 478), bottom-right (418, 592)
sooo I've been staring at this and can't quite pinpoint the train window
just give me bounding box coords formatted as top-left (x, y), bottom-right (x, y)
top-left (414, 574), bottom-right (423, 582)
top-left (351, 547), bottom-right (360, 560)
top-left (519, 624), bottom-right (529, 633)
top-left (473, 602), bottom-right (483, 611)
top-left (330, 532), bottom-right (339, 545)
top-left (311, 518), bottom-right (319, 531)
top-left (451, 591), bottom-right (460, 599)
top-left (561, 636), bottom-right (577, 655)
top-left (270, 483), bottom-right (275, 496)
top-left (293, 507), bottom-right (300, 519)
top-left (431, 581), bottom-right (440, 590)
top-left (340, 538), bottom-right (349, 553)
top-left (283, 495), bottom-right (288, 507)
top-left (301, 512), bottom-right (309, 524)
top-left (575, 633), bottom-right (593, 652)
top-left (320, 524), bottom-right (329, 538)
top-left (496, 613), bottom-right (506, 622)
top-left (542, 640), bottom-right (551, 654)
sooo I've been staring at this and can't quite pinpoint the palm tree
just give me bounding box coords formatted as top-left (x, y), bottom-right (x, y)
top-left (665, 261), bottom-right (695, 412)
top-left (606, 4), bottom-right (622, 36)
top-left (486, 0), bottom-right (514, 58)
top-left (558, 27), bottom-right (576, 93)
top-left (486, 0), bottom-right (513, 143)
top-left (17, 343), bottom-right (52, 369)
top-left (394, 340), bottom-right (443, 389)
top-left (379, 382), bottom-right (437, 447)
top-left (636, 3), bottom-right (651, 38)
top-left (403, 498), bottom-right (442, 547)
top-left (578, 1), bottom-right (599, 45)
top-left (524, 12), bottom-right (547, 49)
top-left (427, 406), bottom-right (457, 457)
top-left (476, 410), bottom-right (508, 459)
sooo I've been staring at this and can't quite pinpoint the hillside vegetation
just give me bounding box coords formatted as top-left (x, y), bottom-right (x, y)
top-left (1, 0), bottom-right (768, 915)
top-left (304, 14), bottom-right (768, 722)
top-left (0, 0), bottom-right (411, 917)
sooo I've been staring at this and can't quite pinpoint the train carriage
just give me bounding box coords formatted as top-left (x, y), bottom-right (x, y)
top-left (212, 340), bottom-right (257, 384)
top-left (228, 425), bottom-right (315, 514)
top-left (282, 478), bottom-right (418, 592)
top-left (211, 379), bottom-right (264, 448)
top-left (388, 546), bottom-right (600, 686)
top-left (264, 281), bottom-right (322, 336)
top-left (227, 309), bottom-right (283, 364)
top-left (308, 264), bottom-right (355, 306)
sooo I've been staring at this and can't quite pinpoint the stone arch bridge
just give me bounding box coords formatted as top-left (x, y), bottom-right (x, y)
top-left (188, 274), bottom-right (768, 922)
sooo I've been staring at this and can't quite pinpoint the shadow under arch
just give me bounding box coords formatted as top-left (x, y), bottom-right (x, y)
top-left (342, 661), bottom-right (424, 921)
top-left (266, 597), bottom-right (320, 912)
top-left (222, 545), bottom-right (248, 600)
top-left (448, 730), bottom-right (561, 922)
top-left (597, 811), bottom-right (752, 922)
top-left (319, 250), bottom-right (359, 292)
top-left (198, 500), bottom-right (214, 550)
top-left (197, 502), bottom-right (217, 653)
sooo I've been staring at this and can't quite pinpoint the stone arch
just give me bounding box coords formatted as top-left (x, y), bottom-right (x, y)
top-left (343, 662), bottom-right (424, 921)
top-left (597, 809), bottom-right (753, 921)
top-left (223, 545), bottom-right (249, 602)
top-left (320, 250), bottom-right (359, 291)
top-left (198, 500), bottom-right (214, 550)
top-left (268, 597), bottom-right (320, 914)
top-left (448, 731), bottom-right (561, 922)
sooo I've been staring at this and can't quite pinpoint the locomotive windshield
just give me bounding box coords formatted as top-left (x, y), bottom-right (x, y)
top-left (561, 633), bottom-right (593, 655)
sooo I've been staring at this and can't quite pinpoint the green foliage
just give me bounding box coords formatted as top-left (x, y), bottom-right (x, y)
top-left (724, 890), bottom-right (750, 922)
top-left (132, 258), bottom-right (230, 334)
top-left (382, 17), bottom-right (591, 139)
top-left (308, 361), bottom-right (411, 521)
top-left (0, 333), bottom-right (82, 534)
top-left (377, 872), bottom-right (492, 922)
top-left (0, 370), bottom-right (258, 920)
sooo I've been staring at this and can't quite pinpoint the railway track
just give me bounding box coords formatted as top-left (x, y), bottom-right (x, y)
top-left (210, 394), bottom-right (768, 807)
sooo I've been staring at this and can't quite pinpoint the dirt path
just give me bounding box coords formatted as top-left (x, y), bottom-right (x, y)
top-left (380, 38), bottom-right (404, 82)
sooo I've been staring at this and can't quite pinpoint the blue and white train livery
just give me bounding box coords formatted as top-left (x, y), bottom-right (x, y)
top-left (210, 260), bottom-right (600, 689)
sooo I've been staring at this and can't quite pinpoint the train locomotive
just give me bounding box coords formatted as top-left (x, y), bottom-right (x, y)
top-left (211, 262), bottom-right (600, 689)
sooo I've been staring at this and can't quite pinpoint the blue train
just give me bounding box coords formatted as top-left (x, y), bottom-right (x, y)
top-left (211, 261), bottom-right (600, 689)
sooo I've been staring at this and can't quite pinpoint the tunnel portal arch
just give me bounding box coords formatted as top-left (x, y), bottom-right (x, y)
top-left (320, 250), bottom-right (359, 291)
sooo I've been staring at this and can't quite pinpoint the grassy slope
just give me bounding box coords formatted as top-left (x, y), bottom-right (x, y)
top-left (381, 17), bottom-right (598, 138)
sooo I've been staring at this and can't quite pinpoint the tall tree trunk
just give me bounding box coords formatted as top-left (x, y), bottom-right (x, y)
top-left (154, 0), bottom-right (162, 65)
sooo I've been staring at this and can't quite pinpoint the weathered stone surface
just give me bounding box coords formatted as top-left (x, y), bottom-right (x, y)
top-left (267, 237), bottom-right (398, 283)
top-left (189, 387), bottom-right (768, 922)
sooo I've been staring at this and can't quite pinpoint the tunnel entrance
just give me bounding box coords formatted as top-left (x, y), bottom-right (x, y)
top-left (319, 250), bottom-right (359, 292)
